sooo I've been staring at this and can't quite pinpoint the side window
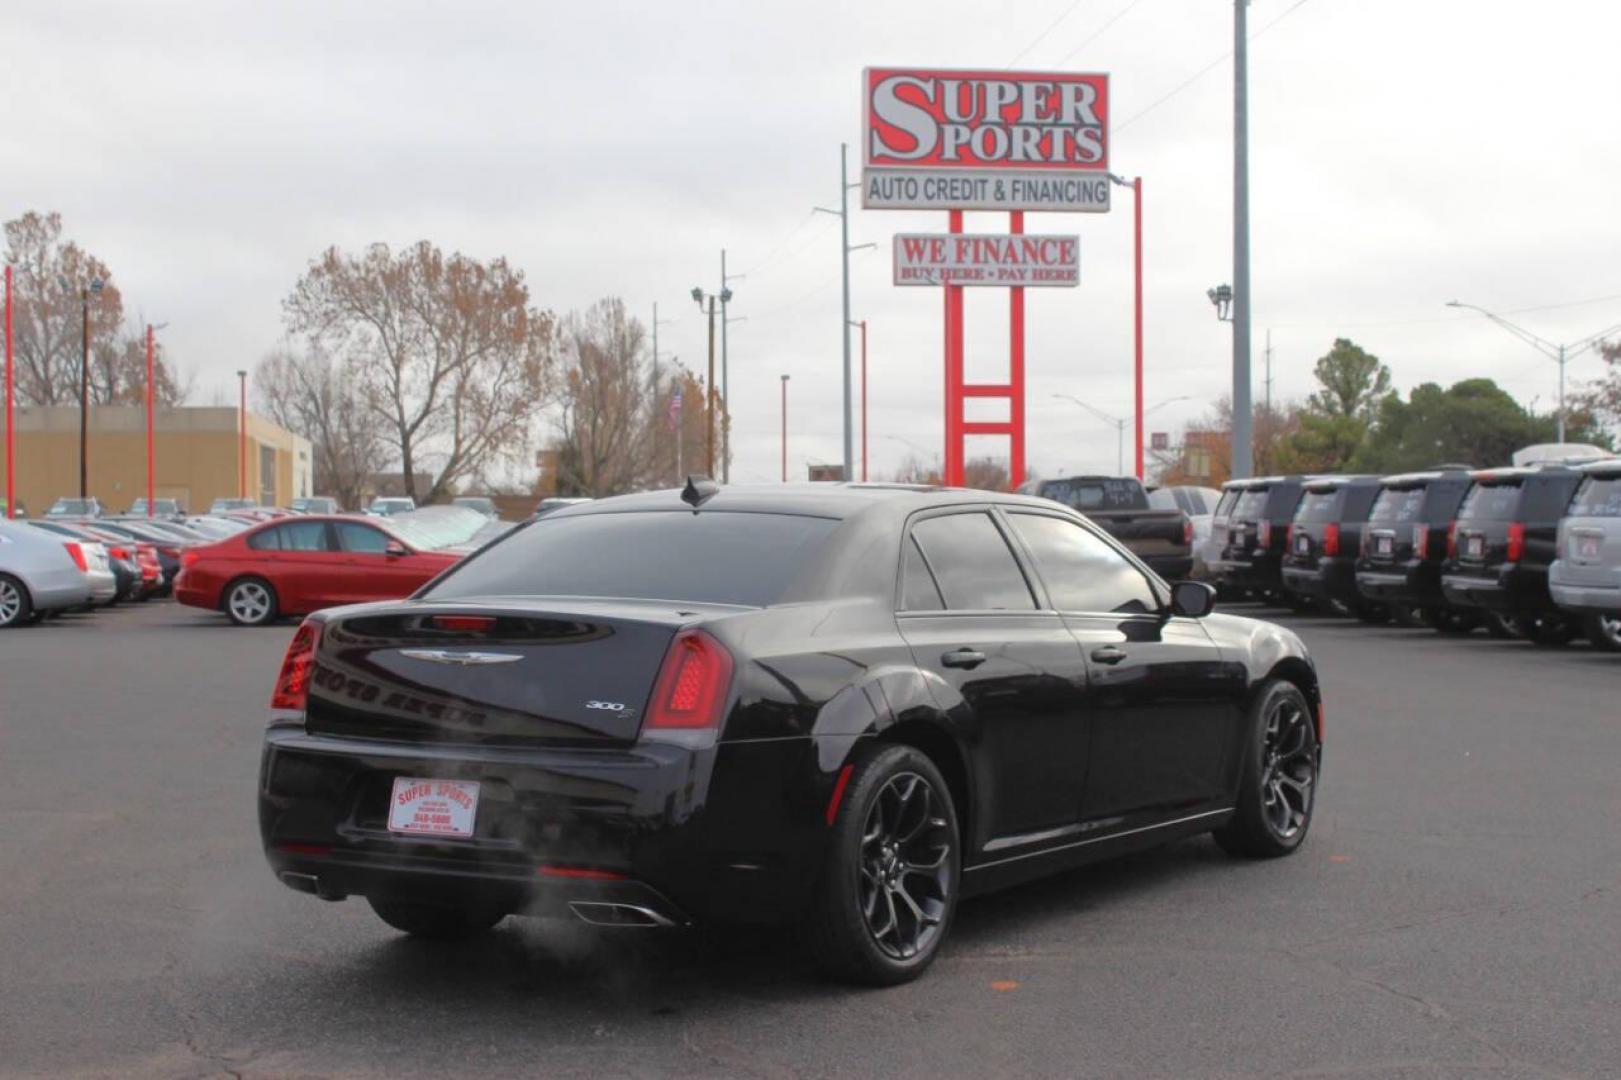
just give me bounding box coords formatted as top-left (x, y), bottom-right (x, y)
top-left (337, 522), bottom-right (392, 554)
top-left (899, 536), bottom-right (945, 611)
top-left (1008, 513), bottom-right (1158, 615)
top-left (908, 513), bottom-right (1036, 611)
top-left (280, 521), bottom-right (331, 552)
top-left (247, 526), bottom-right (281, 551)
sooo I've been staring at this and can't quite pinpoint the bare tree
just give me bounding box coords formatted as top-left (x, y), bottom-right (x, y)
top-left (88, 329), bottom-right (190, 407)
top-left (552, 300), bottom-right (655, 497)
top-left (283, 241), bottom-right (557, 503)
top-left (3, 211), bottom-right (127, 406)
top-left (254, 345), bottom-right (391, 510)
top-left (887, 454), bottom-right (1007, 490)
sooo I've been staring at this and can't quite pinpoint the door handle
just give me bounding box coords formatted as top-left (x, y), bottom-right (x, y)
top-left (1090, 645), bottom-right (1128, 665)
top-left (941, 648), bottom-right (987, 670)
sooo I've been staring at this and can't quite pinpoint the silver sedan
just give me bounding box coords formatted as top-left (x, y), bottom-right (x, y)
top-left (0, 520), bottom-right (114, 626)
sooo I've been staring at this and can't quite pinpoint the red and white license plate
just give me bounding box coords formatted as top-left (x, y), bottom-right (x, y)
top-left (1466, 535), bottom-right (1485, 558)
top-left (1295, 533), bottom-right (1311, 554)
top-left (387, 777), bottom-right (480, 839)
top-left (1577, 534), bottom-right (1601, 558)
top-left (1376, 535), bottom-right (1394, 556)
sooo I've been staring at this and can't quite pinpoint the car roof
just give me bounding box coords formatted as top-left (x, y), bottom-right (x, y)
top-left (1303, 475), bottom-right (1380, 492)
top-left (555, 482), bottom-right (1065, 521)
top-left (1379, 469), bottom-right (1472, 487)
top-left (1576, 457), bottom-right (1621, 477)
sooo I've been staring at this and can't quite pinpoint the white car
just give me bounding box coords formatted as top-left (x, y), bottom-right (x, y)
top-left (0, 520), bottom-right (115, 626)
top-left (1149, 485), bottom-right (1224, 577)
top-left (366, 497), bottom-right (417, 517)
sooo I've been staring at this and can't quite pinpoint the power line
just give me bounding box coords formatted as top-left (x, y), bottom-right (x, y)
top-left (1116, 0), bottom-right (1317, 133)
top-left (1006, 0), bottom-right (1092, 67)
top-left (1054, 0), bottom-right (1153, 67)
top-left (737, 210), bottom-right (829, 279)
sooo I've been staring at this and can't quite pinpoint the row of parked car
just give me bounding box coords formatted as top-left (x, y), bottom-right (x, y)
top-left (28, 493), bottom-right (506, 520)
top-left (1191, 459), bottom-right (1621, 649)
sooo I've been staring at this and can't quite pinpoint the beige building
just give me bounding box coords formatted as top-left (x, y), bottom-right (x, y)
top-left (3, 405), bottom-right (311, 514)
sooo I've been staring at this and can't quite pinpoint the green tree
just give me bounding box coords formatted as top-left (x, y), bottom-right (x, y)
top-left (1276, 338), bottom-right (1392, 471)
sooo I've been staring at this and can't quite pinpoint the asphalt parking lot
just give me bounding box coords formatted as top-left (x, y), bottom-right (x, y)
top-left (3, 600), bottom-right (1619, 1079)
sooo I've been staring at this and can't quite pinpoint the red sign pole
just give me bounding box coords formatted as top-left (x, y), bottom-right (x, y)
top-left (238, 372), bottom-right (247, 499)
top-left (1009, 211), bottom-right (1026, 490)
top-left (1132, 177), bottom-right (1145, 481)
top-left (4, 265), bottom-right (13, 519)
top-left (145, 325), bottom-right (155, 516)
top-left (944, 210), bottom-right (964, 486)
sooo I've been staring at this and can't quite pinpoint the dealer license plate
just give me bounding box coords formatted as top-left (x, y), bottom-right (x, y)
top-left (1295, 533), bottom-right (1310, 554)
top-left (387, 777), bottom-right (480, 839)
top-left (1376, 535), bottom-right (1393, 556)
top-left (1576, 533), bottom-right (1601, 559)
top-left (1466, 535), bottom-right (1484, 558)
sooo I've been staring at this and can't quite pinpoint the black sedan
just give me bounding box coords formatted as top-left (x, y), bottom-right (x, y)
top-left (259, 482), bottom-right (1323, 984)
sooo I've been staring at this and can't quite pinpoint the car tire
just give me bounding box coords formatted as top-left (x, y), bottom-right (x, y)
top-left (1584, 614), bottom-right (1621, 652)
top-left (1515, 613), bottom-right (1578, 647)
top-left (809, 744), bottom-right (961, 986)
top-left (1213, 679), bottom-right (1319, 859)
top-left (223, 577), bottom-right (279, 626)
top-left (367, 897), bottom-right (506, 940)
top-left (1353, 602), bottom-right (1391, 624)
top-left (1428, 607), bottom-right (1476, 635)
top-left (1482, 611), bottom-right (1519, 639)
top-left (0, 574), bottom-right (34, 629)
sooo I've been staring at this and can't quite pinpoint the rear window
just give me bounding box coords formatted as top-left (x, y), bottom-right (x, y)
top-left (1213, 490), bottom-right (1240, 518)
top-left (1037, 478), bottom-right (1148, 512)
top-left (1294, 490), bottom-right (1343, 524)
top-left (1231, 487), bottom-right (1270, 519)
top-left (1569, 476), bottom-right (1621, 518)
top-left (1457, 482), bottom-right (1522, 522)
top-left (425, 510), bottom-right (840, 607)
top-left (1369, 487), bottom-right (1425, 524)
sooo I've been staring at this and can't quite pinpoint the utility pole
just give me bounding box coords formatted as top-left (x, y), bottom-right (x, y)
top-left (781, 374), bottom-right (790, 482)
top-left (1264, 328), bottom-right (1273, 416)
top-left (237, 370), bottom-right (248, 500)
top-left (719, 251), bottom-right (744, 484)
top-left (145, 325), bottom-right (155, 517)
top-left (77, 280), bottom-right (103, 499)
top-left (813, 144), bottom-right (873, 482)
top-left (854, 320), bottom-right (868, 482)
top-left (1231, 0), bottom-right (1254, 480)
top-left (705, 298), bottom-right (716, 477)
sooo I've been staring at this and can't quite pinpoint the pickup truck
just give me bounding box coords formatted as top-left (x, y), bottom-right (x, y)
top-left (1035, 475), bottom-right (1193, 580)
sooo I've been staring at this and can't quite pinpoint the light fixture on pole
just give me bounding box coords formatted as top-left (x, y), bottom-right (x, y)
top-left (1444, 300), bottom-right (1621, 445)
top-left (1053, 393), bottom-right (1193, 477)
top-left (1207, 284), bottom-right (1233, 323)
top-left (237, 370), bottom-right (248, 500)
top-left (691, 285), bottom-right (730, 478)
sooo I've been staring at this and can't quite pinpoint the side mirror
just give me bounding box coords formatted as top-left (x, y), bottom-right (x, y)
top-left (385, 540), bottom-right (409, 558)
top-left (1170, 580), bottom-right (1217, 619)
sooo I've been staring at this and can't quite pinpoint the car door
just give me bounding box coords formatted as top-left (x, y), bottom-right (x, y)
top-left (895, 508), bottom-right (1093, 852)
top-left (1003, 510), bottom-right (1245, 826)
top-left (254, 520), bottom-right (342, 613)
top-left (333, 520), bottom-right (418, 603)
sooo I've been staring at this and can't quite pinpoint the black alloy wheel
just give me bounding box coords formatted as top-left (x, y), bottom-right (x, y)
top-left (1214, 679), bottom-right (1319, 858)
top-left (1583, 614), bottom-right (1621, 652)
top-left (1515, 613), bottom-right (1579, 647)
top-left (1428, 607), bottom-right (1477, 635)
top-left (810, 744), bottom-right (960, 985)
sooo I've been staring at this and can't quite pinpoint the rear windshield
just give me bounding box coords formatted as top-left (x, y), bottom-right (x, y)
top-left (1294, 490), bottom-right (1343, 524)
top-left (1570, 476), bottom-right (1621, 518)
top-left (1369, 487), bottom-right (1425, 524)
top-left (425, 510), bottom-right (841, 607)
top-left (1037, 478), bottom-right (1148, 511)
top-left (1457, 482), bottom-right (1522, 522)
top-left (1231, 487), bottom-right (1270, 519)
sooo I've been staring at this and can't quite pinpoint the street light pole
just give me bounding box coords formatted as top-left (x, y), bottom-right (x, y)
top-left (781, 374), bottom-right (790, 482)
top-left (77, 279), bottom-right (103, 500)
top-left (1110, 174), bottom-right (1146, 480)
top-left (237, 370), bottom-right (247, 500)
top-left (850, 319), bottom-right (869, 482)
top-left (1231, 0), bottom-right (1254, 481)
top-left (705, 298), bottom-right (716, 477)
top-left (1444, 301), bottom-right (1621, 444)
top-left (813, 144), bottom-right (873, 482)
top-left (4, 264), bottom-right (13, 519)
top-left (145, 325), bottom-right (155, 517)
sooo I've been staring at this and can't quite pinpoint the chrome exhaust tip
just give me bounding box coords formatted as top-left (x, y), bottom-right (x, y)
top-left (279, 871), bottom-right (345, 901)
top-left (567, 901), bottom-right (675, 928)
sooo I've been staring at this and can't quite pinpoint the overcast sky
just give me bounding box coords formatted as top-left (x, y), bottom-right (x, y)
top-left (5, 0), bottom-right (1619, 484)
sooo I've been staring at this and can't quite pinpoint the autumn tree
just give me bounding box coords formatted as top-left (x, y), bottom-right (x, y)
top-left (4, 211), bottom-right (123, 405)
top-left (1150, 398), bottom-right (1301, 486)
top-left (552, 300), bottom-right (655, 497)
top-left (1574, 340), bottom-right (1621, 440)
top-left (283, 241), bottom-right (557, 503)
top-left (887, 454), bottom-right (1007, 490)
top-left (254, 345), bottom-right (391, 509)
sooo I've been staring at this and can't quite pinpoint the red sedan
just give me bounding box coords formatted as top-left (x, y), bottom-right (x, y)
top-left (175, 515), bottom-right (461, 625)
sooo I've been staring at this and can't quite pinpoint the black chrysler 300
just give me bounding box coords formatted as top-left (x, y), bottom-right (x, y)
top-left (260, 482), bottom-right (1323, 984)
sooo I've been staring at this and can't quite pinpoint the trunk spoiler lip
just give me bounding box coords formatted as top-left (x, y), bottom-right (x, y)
top-left (323, 594), bottom-right (761, 630)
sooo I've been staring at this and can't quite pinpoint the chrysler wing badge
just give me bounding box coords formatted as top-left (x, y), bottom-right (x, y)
top-left (399, 649), bottom-right (523, 666)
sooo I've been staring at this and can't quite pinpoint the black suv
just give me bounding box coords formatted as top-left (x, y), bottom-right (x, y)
top-left (1211, 476), bottom-right (1310, 604)
top-left (1280, 476), bottom-right (1385, 621)
top-left (1354, 469), bottom-right (1482, 632)
top-left (1440, 465), bottom-right (1586, 644)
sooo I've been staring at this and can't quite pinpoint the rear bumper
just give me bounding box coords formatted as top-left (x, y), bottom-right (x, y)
top-left (259, 726), bottom-right (834, 925)
top-left (1355, 560), bottom-right (1443, 606)
top-left (1209, 551), bottom-right (1281, 590)
top-left (1549, 561), bottom-right (1621, 615)
top-left (1441, 565), bottom-right (1552, 613)
top-left (22, 568), bottom-right (92, 612)
top-left (1281, 557), bottom-right (1358, 603)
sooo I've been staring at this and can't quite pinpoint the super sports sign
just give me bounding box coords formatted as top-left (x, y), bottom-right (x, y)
top-left (863, 68), bottom-right (1111, 212)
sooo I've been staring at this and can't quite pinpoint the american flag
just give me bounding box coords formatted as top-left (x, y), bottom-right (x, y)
top-left (667, 386), bottom-right (683, 430)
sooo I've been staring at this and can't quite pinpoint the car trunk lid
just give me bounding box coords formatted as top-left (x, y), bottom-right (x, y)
top-left (305, 600), bottom-right (726, 746)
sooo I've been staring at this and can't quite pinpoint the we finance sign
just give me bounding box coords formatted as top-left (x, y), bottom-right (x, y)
top-left (863, 68), bottom-right (1111, 213)
top-left (893, 233), bottom-right (1079, 287)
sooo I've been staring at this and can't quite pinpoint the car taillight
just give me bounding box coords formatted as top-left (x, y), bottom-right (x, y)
top-left (645, 629), bottom-right (734, 730)
top-left (108, 546), bottom-right (130, 560)
top-left (181, 550), bottom-right (199, 568)
top-left (64, 542), bottom-right (88, 572)
top-left (1411, 524), bottom-right (1428, 560)
top-left (1322, 523), bottom-right (1340, 557)
top-left (271, 619), bottom-right (323, 711)
top-left (1258, 521), bottom-right (1272, 548)
top-left (1447, 522), bottom-right (1459, 558)
top-left (1506, 522), bottom-right (1526, 563)
top-left (1182, 515), bottom-right (1194, 546)
top-left (432, 614), bottom-right (495, 633)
